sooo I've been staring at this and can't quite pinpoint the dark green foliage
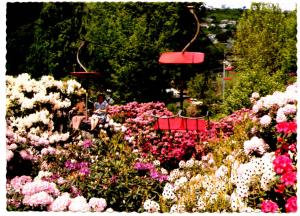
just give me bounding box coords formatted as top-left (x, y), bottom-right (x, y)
top-left (207, 8), bottom-right (244, 23)
top-left (25, 3), bottom-right (85, 79)
top-left (82, 2), bottom-right (205, 104)
top-left (6, 3), bottom-right (43, 75)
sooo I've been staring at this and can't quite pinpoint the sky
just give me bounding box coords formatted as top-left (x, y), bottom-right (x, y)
top-left (199, 0), bottom-right (297, 11)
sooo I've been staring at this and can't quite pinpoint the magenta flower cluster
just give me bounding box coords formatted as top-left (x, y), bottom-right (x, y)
top-left (64, 160), bottom-right (90, 176)
top-left (134, 162), bottom-right (168, 182)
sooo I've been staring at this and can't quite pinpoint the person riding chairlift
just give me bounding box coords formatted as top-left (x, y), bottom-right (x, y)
top-left (90, 93), bottom-right (109, 130)
top-left (70, 96), bottom-right (86, 130)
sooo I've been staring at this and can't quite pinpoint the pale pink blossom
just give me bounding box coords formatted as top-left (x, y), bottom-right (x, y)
top-left (41, 148), bottom-right (48, 155)
top-left (10, 176), bottom-right (32, 193)
top-left (22, 180), bottom-right (59, 196)
top-left (19, 149), bottom-right (33, 160)
top-left (251, 92), bottom-right (260, 99)
top-left (57, 177), bottom-right (66, 185)
top-left (7, 143), bottom-right (17, 150)
top-left (260, 115), bottom-right (272, 127)
top-left (22, 191), bottom-right (54, 207)
top-left (48, 193), bottom-right (71, 211)
top-left (282, 104), bottom-right (297, 115)
top-left (68, 196), bottom-right (90, 212)
top-left (276, 110), bottom-right (287, 123)
top-left (88, 197), bottom-right (107, 212)
top-left (6, 149), bottom-right (14, 161)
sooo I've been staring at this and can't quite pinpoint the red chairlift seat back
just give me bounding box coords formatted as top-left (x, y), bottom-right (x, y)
top-left (153, 116), bottom-right (207, 132)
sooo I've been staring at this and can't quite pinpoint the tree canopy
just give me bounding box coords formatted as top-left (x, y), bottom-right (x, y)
top-left (7, 2), bottom-right (295, 112)
top-left (222, 3), bottom-right (296, 113)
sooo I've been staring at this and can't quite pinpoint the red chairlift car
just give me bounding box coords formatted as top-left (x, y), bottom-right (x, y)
top-left (158, 6), bottom-right (205, 112)
top-left (225, 66), bottom-right (234, 71)
top-left (154, 5), bottom-right (209, 134)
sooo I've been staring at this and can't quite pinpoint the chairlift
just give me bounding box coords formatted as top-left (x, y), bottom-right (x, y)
top-left (70, 41), bottom-right (103, 120)
top-left (225, 66), bottom-right (234, 71)
top-left (154, 5), bottom-right (210, 134)
top-left (158, 5), bottom-right (205, 111)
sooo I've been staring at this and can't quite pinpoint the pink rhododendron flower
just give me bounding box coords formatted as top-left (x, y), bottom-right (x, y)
top-left (280, 171), bottom-right (297, 186)
top-left (48, 193), bottom-right (71, 211)
top-left (6, 149), bottom-right (14, 161)
top-left (285, 196), bottom-right (297, 212)
top-left (22, 191), bottom-right (54, 207)
top-left (82, 139), bottom-right (92, 148)
top-left (10, 176), bottom-right (32, 193)
top-left (19, 149), bottom-right (33, 160)
top-left (273, 155), bottom-right (294, 174)
top-left (288, 143), bottom-right (296, 152)
top-left (22, 180), bottom-right (59, 196)
top-left (261, 200), bottom-right (279, 213)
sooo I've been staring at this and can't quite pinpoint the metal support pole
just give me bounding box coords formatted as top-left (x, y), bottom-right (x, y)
top-left (222, 49), bottom-right (226, 102)
top-left (85, 92), bottom-right (88, 121)
top-left (222, 60), bottom-right (225, 101)
top-left (180, 78), bottom-right (184, 111)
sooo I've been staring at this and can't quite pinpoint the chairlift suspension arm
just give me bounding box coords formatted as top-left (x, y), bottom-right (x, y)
top-left (181, 6), bottom-right (201, 53)
top-left (77, 41), bottom-right (88, 72)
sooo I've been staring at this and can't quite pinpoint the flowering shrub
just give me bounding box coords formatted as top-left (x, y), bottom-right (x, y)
top-left (108, 102), bottom-right (250, 169)
top-left (141, 83), bottom-right (297, 213)
top-left (6, 73), bottom-right (297, 213)
top-left (6, 74), bottom-right (86, 177)
top-left (234, 83), bottom-right (297, 212)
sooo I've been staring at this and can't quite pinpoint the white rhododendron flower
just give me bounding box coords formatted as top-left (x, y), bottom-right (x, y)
top-left (259, 115), bottom-right (272, 127)
top-left (243, 136), bottom-right (269, 156)
top-left (68, 196), bottom-right (90, 212)
top-left (143, 199), bottom-right (160, 213)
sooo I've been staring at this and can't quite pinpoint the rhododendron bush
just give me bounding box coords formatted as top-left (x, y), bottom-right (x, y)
top-left (6, 73), bottom-right (297, 213)
top-left (107, 102), bottom-right (250, 168)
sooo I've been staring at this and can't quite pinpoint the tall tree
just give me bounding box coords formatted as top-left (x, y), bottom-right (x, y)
top-left (6, 3), bottom-right (42, 76)
top-left (223, 3), bottom-right (296, 113)
top-left (25, 2), bottom-right (85, 79)
top-left (82, 2), bottom-right (205, 103)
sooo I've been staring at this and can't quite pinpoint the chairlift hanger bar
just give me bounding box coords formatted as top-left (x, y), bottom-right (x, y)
top-left (70, 40), bottom-right (102, 78)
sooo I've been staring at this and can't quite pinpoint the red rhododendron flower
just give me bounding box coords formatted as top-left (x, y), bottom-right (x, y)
top-left (277, 137), bottom-right (283, 142)
top-left (288, 143), bottom-right (297, 152)
top-left (274, 184), bottom-right (285, 194)
top-left (261, 200), bottom-right (279, 213)
top-left (276, 121), bottom-right (297, 134)
top-left (281, 171), bottom-right (297, 186)
top-left (273, 155), bottom-right (294, 174)
top-left (285, 196), bottom-right (297, 212)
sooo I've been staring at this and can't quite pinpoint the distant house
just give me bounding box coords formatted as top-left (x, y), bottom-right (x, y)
top-left (205, 18), bottom-right (214, 23)
top-left (220, 19), bottom-right (229, 24)
top-left (228, 20), bottom-right (237, 25)
top-left (200, 23), bottom-right (209, 28)
top-left (218, 23), bottom-right (227, 28)
top-left (208, 34), bottom-right (216, 40)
